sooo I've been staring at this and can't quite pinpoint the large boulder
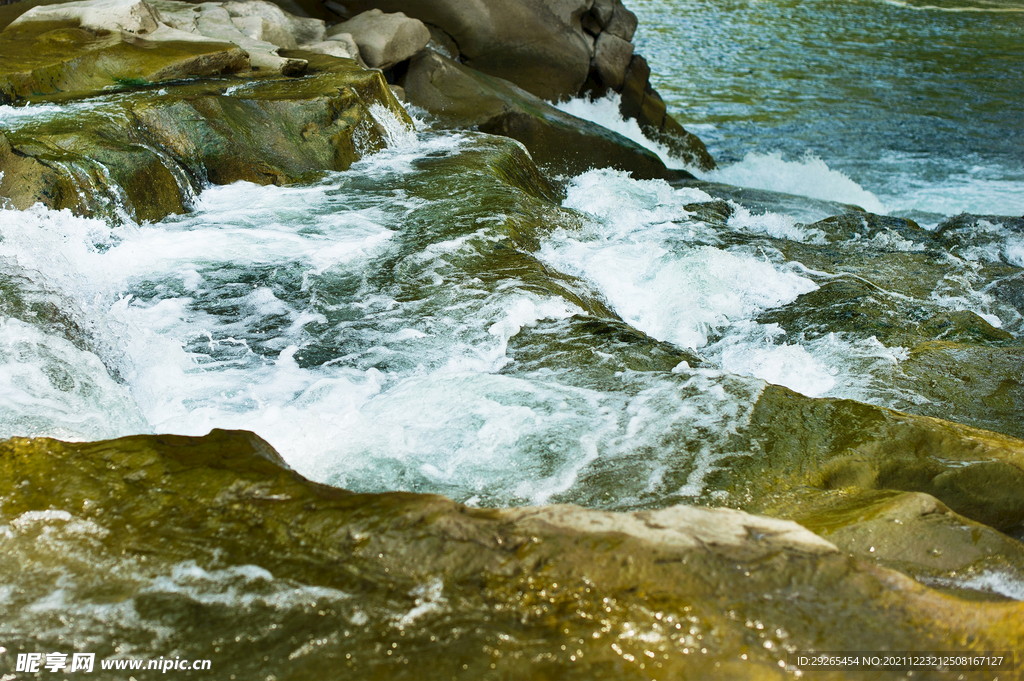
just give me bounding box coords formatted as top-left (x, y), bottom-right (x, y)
top-left (402, 49), bottom-right (689, 181)
top-left (335, 0), bottom-right (594, 102)
top-left (325, 8), bottom-right (429, 70)
top-left (1, 429), bottom-right (1021, 679)
top-left (0, 54), bottom-right (411, 222)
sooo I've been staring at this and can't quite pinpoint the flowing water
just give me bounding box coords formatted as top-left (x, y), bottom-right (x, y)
top-left (2, 0), bottom-right (1023, 504)
top-left (1, 0), bottom-right (1024, 666)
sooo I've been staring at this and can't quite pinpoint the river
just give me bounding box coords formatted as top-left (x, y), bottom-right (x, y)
top-left (1, 0), bottom-right (1022, 590)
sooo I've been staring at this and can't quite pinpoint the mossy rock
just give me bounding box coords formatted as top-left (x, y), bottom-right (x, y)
top-left (794, 490), bottom-right (1024, 584)
top-left (709, 384), bottom-right (1024, 533)
top-left (0, 55), bottom-right (410, 222)
top-left (0, 18), bottom-right (250, 103)
top-left (2, 429), bottom-right (1023, 679)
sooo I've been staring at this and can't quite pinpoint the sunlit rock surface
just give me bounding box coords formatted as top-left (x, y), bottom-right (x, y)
top-left (1, 429), bottom-right (1021, 679)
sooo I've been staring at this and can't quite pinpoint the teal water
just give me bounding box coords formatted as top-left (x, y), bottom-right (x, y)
top-left (631, 0), bottom-right (1024, 220)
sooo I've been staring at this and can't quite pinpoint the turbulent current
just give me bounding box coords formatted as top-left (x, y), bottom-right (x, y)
top-left (2, 0), bottom-right (1024, 513)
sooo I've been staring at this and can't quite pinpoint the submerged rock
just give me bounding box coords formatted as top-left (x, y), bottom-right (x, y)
top-left (1, 429), bottom-right (1021, 679)
top-left (402, 49), bottom-right (686, 181)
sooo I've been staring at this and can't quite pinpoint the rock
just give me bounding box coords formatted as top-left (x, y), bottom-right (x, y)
top-left (302, 35), bottom-right (362, 64)
top-left (718, 384), bottom-right (1024, 532)
top-left (0, 55), bottom-right (411, 222)
top-left (6, 0), bottom-right (163, 34)
top-left (152, 0), bottom-right (308, 75)
top-left (590, 0), bottom-right (615, 28)
top-left (618, 54), bottom-right (716, 170)
top-left (402, 49), bottom-right (689, 181)
top-left (325, 8), bottom-right (429, 70)
top-left (899, 342), bottom-right (1024, 439)
top-left (0, 0), bottom-right (336, 85)
top-left (335, 0), bottom-right (594, 102)
top-left (604, 1), bottom-right (637, 41)
top-left (592, 31), bottom-right (633, 90)
top-left (222, 0), bottom-right (325, 46)
top-left (1, 429), bottom-right (1022, 679)
top-left (799, 490), bottom-right (1024, 579)
top-left (0, 12), bottom-right (250, 103)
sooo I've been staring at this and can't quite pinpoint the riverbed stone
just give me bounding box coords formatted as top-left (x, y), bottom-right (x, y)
top-left (402, 49), bottom-right (688, 181)
top-left (1, 429), bottom-right (1022, 679)
top-left (0, 16), bottom-right (250, 103)
top-left (715, 384), bottom-right (1024, 532)
top-left (325, 9), bottom-right (429, 70)
top-left (797, 490), bottom-right (1024, 579)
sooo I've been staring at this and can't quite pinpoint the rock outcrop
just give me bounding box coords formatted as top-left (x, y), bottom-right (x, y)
top-left (1, 429), bottom-right (1021, 679)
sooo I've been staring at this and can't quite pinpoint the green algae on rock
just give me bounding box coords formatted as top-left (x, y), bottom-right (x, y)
top-left (0, 19), bottom-right (250, 103)
top-left (2, 429), bottom-right (1022, 680)
top-left (0, 55), bottom-right (410, 222)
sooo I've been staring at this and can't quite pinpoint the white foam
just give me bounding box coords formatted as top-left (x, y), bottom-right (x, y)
top-left (704, 152), bottom-right (889, 213)
top-left (727, 203), bottom-right (826, 243)
top-left (544, 170), bottom-right (817, 350)
top-left (0, 318), bottom-right (149, 440)
top-left (554, 92), bottom-right (695, 170)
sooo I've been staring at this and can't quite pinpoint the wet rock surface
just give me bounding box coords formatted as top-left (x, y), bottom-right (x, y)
top-left (0, 54), bottom-right (409, 222)
top-left (1, 429), bottom-right (1022, 680)
top-left (402, 49), bottom-right (686, 181)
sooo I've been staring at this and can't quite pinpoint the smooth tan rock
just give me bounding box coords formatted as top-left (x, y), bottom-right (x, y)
top-left (326, 8), bottom-right (429, 70)
top-left (223, 0), bottom-right (325, 46)
top-left (1, 430), bottom-right (1021, 680)
top-left (6, 0), bottom-right (162, 34)
top-left (302, 35), bottom-right (362, 64)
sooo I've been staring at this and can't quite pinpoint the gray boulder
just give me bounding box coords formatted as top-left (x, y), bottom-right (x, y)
top-left (604, 1), bottom-right (637, 41)
top-left (335, 0), bottom-right (594, 101)
top-left (326, 9), bottom-right (429, 70)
